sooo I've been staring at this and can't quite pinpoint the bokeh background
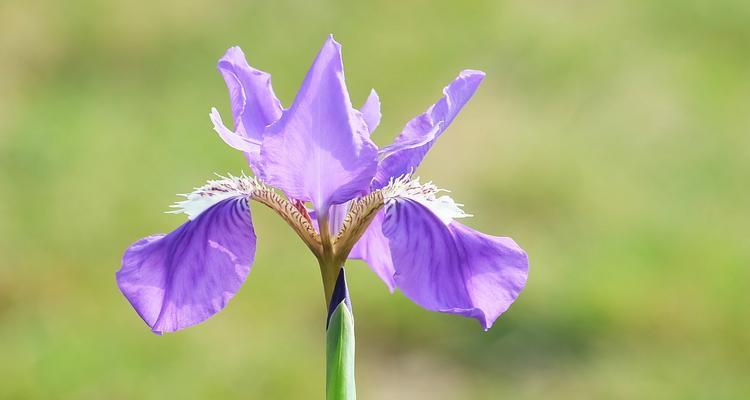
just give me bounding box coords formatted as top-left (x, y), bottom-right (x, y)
top-left (1, 0), bottom-right (748, 398)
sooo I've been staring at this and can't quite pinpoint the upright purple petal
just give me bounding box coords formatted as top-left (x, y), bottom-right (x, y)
top-left (218, 46), bottom-right (283, 142)
top-left (359, 89), bottom-right (381, 134)
top-left (381, 198), bottom-right (527, 330)
top-left (260, 36), bottom-right (378, 213)
top-left (214, 47), bottom-right (283, 174)
top-left (373, 70), bottom-right (485, 188)
top-left (116, 198), bottom-right (256, 334)
top-left (348, 211), bottom-right (396, 291)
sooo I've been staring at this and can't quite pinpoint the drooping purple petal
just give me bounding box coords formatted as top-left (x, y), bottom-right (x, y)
top-left (214, 46), bottom-right (283, 173)
top-left (381, 198), bottom-right (528, 330)
top-left (373, 70), bottom-right (485, 188)
top-left (116, 197), bottom-right (256, 334)
top-left (260, 36), bottom-right (378, 213)
top-left (359, 89), bottom-right (381, 134)
top-left (348, 211), bottom-right (396, 291)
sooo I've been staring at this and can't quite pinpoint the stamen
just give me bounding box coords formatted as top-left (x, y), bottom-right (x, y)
top-left (167, 172), bottom-right (267, 220)
top-left (381, 174), bottom-right (472, 224)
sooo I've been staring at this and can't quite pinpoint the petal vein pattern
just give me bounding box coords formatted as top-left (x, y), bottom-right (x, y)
top-left (381, 198), bottom-right (527, 330)
top-left (117, 197), bottom-right (256, 334)
top-left (260, 36), bottom-right (378, 212)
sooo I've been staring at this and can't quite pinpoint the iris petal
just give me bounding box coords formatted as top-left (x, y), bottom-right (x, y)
top-left (381, 198), bottom-right (527, 330)
top-left (215, 46), bottom-right (283, 174)
top-left (359, 89), bottom-right (381, 134)
top-left (373, 70), bottom-right (485, 188)
top-left (217, 46), bottom-right (283, 142)
top-left (116, 197), bottom-right (256, 334)
top-left (348, 210), bottom-right (396, 291)
top-left (209, 108), bottom-right (265, 173)
top-left (260, 36), bottom-right (378, 213)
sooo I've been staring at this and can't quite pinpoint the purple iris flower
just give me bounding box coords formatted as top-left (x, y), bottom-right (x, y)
top-left (117, 36), bottom-right (528, 334)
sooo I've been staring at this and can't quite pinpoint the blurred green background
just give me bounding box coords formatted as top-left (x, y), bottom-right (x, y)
top-left (1, 0), bottom-right (748, 398)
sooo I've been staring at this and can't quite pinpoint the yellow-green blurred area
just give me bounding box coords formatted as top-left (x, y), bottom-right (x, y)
top-left (1, 0), bottom-right (748, 398)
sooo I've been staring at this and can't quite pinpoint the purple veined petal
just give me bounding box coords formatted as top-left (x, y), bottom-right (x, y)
top-left (381, 198), bottom-right (528, 330)
top-left (373, 70), bottom-right (485, 188)
top-left (348, 210), bottom-right (396, 291)
top-left (359, 89), bottom-right (381, 134)
top-left (214, 46), bottom-right (283, 175)
top-left (116, 197), bottom-right (256, 334)
top-left (260, 35), bottom-right (378, 214)
top-left (217, 46), bottom-right (283, 142)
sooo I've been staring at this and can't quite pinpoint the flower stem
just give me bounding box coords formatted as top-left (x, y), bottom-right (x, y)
top-left (325, 267), bottom-right (356, 400)
top-left (318, 208), bottom-right (356, 399)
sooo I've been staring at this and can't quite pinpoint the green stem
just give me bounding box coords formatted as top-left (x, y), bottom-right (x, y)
top-left (318, 207), bottom-right (356, 399)
top-left (325, 267), bottom-right (356, 400)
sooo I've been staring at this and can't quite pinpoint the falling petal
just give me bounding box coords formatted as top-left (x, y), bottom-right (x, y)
top-left (116, 197), bottom-right (256, 334)
top-left (381, 197), bottom-right (527, 330)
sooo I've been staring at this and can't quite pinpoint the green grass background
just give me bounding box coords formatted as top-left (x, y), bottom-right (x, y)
top-left (1, 0), bottom-right (748, 398)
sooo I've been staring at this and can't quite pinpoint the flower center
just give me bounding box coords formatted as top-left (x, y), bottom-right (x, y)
top-left (167, 173), bottom-right (469, 294)
top-left (168, 173), bottom-right (322, 256)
